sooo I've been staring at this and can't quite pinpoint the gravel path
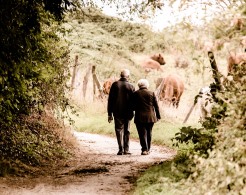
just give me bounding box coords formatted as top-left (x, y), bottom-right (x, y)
top-left (0, 131), bottom-right (176, 195)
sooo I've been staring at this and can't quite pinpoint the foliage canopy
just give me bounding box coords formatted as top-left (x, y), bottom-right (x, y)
top-left (0, 0), bottom-right (75, 126)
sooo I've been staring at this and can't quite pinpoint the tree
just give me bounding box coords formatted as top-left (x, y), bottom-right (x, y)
top-left (0, 0), bottom-right (76, 126)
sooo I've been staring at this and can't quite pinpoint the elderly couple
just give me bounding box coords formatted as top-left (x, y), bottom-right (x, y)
top-left (107, 69), bottom-right (161, 155)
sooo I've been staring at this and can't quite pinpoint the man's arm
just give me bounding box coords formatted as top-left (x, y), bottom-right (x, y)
top-left (107, 83), bottom-right (116, 123)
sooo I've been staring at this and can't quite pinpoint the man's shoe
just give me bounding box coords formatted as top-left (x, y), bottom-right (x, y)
top-left (141, 151), bottom-right (148, 155)
top-left (117, 151), bottom-right (123, 155)
top-left (124, 151), bottom-right (131, 155)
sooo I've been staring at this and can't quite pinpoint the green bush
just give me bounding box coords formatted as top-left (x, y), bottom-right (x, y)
top-left (0, 1), bottom-right (70, 126)
top-left (169, 63), bottom-right (246, 195)
top-left (172, 126), bottom-right (216, 157)
top-left (0, 113), bottom-right (74, 175)
top-left (0, 0), bottom-right (75, 175)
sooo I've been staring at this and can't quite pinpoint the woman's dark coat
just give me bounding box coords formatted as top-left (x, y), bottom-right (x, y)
top-left (131, 87), bottom-right (161, 123)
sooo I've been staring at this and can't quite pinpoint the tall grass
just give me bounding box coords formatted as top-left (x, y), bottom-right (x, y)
top-left (132, 161), bottom-right (179, 195)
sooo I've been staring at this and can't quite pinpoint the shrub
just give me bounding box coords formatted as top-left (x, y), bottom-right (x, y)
top-left (170, 62), bottom-right (246, 195)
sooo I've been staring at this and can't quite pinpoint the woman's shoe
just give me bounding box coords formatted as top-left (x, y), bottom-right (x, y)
top-left (117, 151), bottom-right (123, 155)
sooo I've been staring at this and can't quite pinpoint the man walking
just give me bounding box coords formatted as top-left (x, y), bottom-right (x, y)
top-left (107, 69), bottom-right (135, 155)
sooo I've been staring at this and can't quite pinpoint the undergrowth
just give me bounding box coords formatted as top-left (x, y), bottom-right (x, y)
top-left (0, 113), bottom-right (76, 176)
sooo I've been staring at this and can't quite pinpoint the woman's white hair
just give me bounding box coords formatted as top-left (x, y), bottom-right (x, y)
top-left (137, 79), bottom-right (149, 89)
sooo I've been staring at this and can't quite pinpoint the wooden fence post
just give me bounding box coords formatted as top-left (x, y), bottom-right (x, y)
top-left (155, 78), bottom-right (165, 102)
top-left (208, 51), bottom-right (222, 90)
top-left (83, 64), bottom-right (92, 99)
top-left (92, 65), bottom-right (104, 100)
top-left (183, 103), bottom-right (196, 124)
top-left (183, 52), bottom-right (222, 123)
top-left (70, 55), bottom-right (78, 91)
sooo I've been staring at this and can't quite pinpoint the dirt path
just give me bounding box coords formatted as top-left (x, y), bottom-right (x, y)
top-left (0, 131), bottom-right (176, 195)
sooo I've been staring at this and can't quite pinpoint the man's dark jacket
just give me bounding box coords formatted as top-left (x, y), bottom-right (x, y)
top-left (107, 78), bottom-right (135, 119)
top-left (131, 87), bottom-right (161, 123)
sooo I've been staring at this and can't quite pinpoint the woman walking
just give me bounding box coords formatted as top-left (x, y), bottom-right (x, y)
top-left (131, 79), bottom-right (161, 155)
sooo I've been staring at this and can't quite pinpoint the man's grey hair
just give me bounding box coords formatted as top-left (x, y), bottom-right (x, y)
top-left (120, 69), bottom-right (130, 78)
top-left (137, 79), bottom-right (149, 89)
